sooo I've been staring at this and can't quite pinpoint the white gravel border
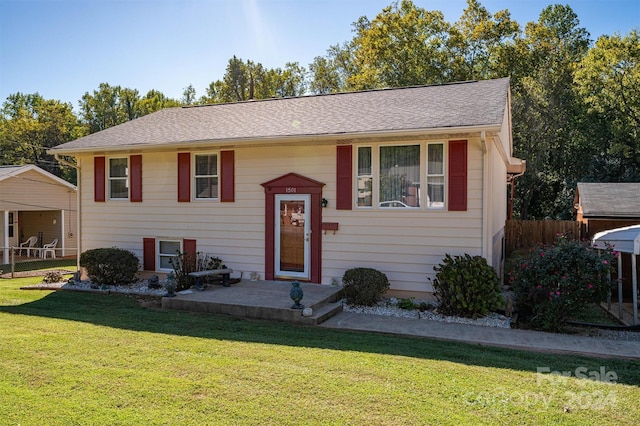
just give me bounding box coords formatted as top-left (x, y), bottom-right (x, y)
top-left (343, 297), bottom-right (512, 328)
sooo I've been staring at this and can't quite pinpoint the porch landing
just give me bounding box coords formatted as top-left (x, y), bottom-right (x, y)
top-left (161, 280), bottom-right (344, 325)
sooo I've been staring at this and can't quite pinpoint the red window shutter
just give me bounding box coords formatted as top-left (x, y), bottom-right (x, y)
top-left (183, 238), bottom-right (197, 270)
top-left (220, 150), bottom-right (235, 202)
top-left (177, 152), bottom-right (191, 202)
top-left (448, 140), bottom-right (468, 211)
top-left (130, 154), bottom-right (143, 202)
top-left (336, 145), bottom-right (352, 210)
top-left (94, 156), bottom-right (106, 202)
top-left (143, 238), bottom-right (156, 271)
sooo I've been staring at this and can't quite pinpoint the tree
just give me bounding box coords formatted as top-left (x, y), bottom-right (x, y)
top-left (182, 84), bottom-right (197, 105)
top-left (202, 57), bottom-right (307, 103)
top-left (575, 30), bottom-right (640, 180)
top-left (509, 5), bottom-right (591, 219)
top-left (0, 92), bottom-right (85, 182)
top-left (347, 0), bottom-right (451, 89)
top-left (309, 56), bottom-right (342, 94)
top-left (80, 83), bottom-right (135, 133)
top-left (309, 42), bottom-right (357, 93)
top-left (447, 0), bottom-right (519, 81)
top-left (137, 89), bottom-right (181, 116)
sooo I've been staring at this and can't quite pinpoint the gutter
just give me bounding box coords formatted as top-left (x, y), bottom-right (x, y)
top-left (507, 160), bottom-right (526, 220)
top-left (54, 154), bottom-right (81, 272)
top-left (481, 131), bottom-right (490, 264)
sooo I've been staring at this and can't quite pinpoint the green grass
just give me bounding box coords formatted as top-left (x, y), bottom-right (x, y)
top-left (0, 257), bottom-right (77, 274)
top-left (1, 277), bottom-right (639, 425)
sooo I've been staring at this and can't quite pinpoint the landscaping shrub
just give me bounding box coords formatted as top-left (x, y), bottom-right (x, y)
top-left (342, 267), bottom-right (390, 306)
top-left (431, 254), bottom-right (502, 318)
top-left (170, 251), bottom-right (225, 291)
top-left (508, 235), bottom-right (616, 331)
top-left (80, 247), bottom-right (139, 286)
top-left (42, 271), bottom-right (64, 284)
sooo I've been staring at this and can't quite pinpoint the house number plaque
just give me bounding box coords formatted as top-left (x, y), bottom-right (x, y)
top-left (285, 187), bottom-right (297, 193)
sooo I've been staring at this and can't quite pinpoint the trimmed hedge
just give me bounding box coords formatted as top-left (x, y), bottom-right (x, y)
top-left (342, 267), bottom-right (390, 306)
top-left (80, 247), bottom-right (139, 286)
top-left (431, 254), bottom-right (502, 318)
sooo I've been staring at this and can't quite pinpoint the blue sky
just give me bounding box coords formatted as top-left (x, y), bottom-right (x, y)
top-left (0, 0), bottom-right (638, 109)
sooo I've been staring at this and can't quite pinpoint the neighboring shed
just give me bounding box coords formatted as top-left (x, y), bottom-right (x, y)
top-left (592, 225), bottom-right (640, 325)
top-left (576, 182), bottom-right (640, 305)
top-left (0, 165), bottom-right (78, 263)
top-left (575, 182), bottom-right (640, 237)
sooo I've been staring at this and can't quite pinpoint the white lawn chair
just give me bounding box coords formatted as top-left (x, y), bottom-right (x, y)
top-left (19, 236), bottom-right (38, 257)
top-left (41, 239), bottom-right (58, 259)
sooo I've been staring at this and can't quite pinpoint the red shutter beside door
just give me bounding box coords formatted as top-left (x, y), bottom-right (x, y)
top-left (130, 154), bottom-right (143, 202)
top-left (336, 145), bottom-right (353, 210)
top-left (94, 156), bottom-right (106, 202)
top-left (178, 152), bottom-right (191, 202)
top-left (143, 237), bottom-right (156, 271)
top-left (448, 140), bottom-right (468, 211)
top-left (220, 150), bottom-right (235, 202)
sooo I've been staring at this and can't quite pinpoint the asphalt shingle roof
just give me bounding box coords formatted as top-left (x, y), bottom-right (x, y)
top-left (51, 78), bottom-right (510, 153)
top-left (577, 182), bottom-right (640, 218)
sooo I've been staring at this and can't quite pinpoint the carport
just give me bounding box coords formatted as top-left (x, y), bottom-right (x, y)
top-left (592, 225), bottom-right (640, 325)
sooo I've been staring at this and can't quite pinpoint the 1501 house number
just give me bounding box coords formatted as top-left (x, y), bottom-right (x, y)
top-left (285, 187), bottom-right (297, 193)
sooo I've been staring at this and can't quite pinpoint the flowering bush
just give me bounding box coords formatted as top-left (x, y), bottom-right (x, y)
top-left (508, 235), bottom-right (616, 331)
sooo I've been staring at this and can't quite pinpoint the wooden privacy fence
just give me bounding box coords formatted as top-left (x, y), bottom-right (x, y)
top-left (505, 220), bottom-right (582, 257)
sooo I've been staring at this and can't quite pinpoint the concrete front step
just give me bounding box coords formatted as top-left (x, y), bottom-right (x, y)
top-left (300, 300), bottom-right (344, 325)
top-left (162, 280), bottom-right (344, 325)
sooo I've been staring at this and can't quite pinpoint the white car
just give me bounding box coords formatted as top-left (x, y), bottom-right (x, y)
top-left (378, 201), bottom-right (411, 208)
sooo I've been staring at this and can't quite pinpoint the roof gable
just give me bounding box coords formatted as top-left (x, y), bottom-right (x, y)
top-left (51, 78), bottom-right (510, 154)
top-left (577, 182), bottom-right (640, 218)
top-left (0, 165), bottom-right (76, 190)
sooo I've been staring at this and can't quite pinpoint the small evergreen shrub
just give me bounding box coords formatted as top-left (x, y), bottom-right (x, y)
top-left (431, 254), bottom-right (502, 318)
top-left (80, 247), bottom-right (139, 286)
top-left (342, 267), bottom-right (390, 306)
top-left (397, 298), bottom-right (418, 310)
top-left (508, 235), bottom-right (616, 331)
top-left (42, 271), bottom-right (64, 284)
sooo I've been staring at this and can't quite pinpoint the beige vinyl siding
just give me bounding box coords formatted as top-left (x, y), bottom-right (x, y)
top-left (77, 136), bottom-right (485, 294)
top-left (0, 168), bottom-right (77, 254)
top-left (322, 138), bottom-right (484, 292)
top-left (488, 133), bottom-right (508, 273)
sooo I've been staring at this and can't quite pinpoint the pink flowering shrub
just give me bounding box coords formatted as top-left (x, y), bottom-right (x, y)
top-left (508, 234), bottom-right (616, 331)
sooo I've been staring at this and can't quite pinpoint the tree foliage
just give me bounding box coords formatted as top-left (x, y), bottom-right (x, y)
top-left (575, 30), bottom-right (640, 181)
top-left (201, 56), bottom-right (307, 103)
top-left (0, 92), bottom-right (85, 181)
top-left (79, 83), bottom-right (180, 133)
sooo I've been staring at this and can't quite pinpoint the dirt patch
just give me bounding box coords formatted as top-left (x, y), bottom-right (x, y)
top-left (129, 294), bottom-right (163, 309)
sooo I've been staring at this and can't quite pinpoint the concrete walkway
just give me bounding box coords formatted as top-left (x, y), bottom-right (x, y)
top-left (320, 311), bottom-right (640, 360)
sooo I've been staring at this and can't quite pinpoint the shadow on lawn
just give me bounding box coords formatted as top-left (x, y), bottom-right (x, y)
top-left (2, 289), bottom-right (639, 386)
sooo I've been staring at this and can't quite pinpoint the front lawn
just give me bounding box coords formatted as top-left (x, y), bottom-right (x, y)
top-left (1, 277), bottom-right (639, 425)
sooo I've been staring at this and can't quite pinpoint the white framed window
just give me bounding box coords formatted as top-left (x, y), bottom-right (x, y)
top-left (426, 143), bottom-right (445, 209)
top-left (379, 144), bottom-right (420, 208)
top-left (158, 239), bottom-right (181, 272)
top-left (108, 157), bottom-right (129, 199)
top-left (357, 146), bottom-right (373, 207)
top-left (354, 141), bottom-right (447, 210)
top-left (194, 153), bottom-right (219, 199)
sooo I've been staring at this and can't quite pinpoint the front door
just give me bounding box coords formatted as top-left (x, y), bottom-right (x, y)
top-left (275, 194), bottom-right (310, 280)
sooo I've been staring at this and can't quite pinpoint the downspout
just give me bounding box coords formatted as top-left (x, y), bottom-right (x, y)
top-left (481, 131), bottom-right (490, 264)
top-left (507, 166), bottom-right (526, 220)
top-left (55, 153), bottom-right (81, 272)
